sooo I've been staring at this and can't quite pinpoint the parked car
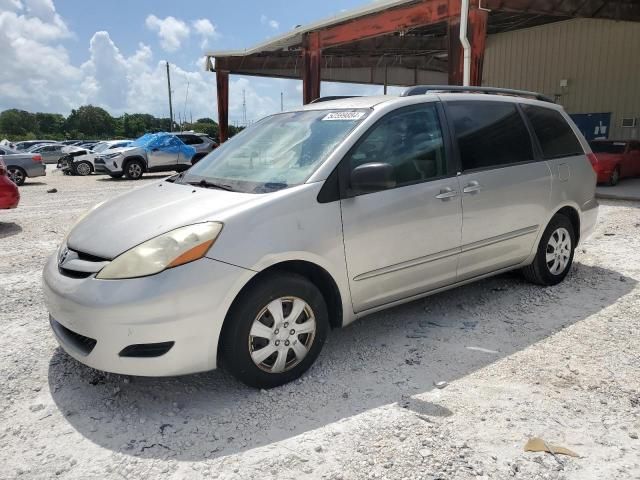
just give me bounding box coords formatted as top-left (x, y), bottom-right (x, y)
top-left (44, 88), bottom-right (598, 388)
top-left (59, 140), bottom-right (133, 176)
top-left (174, 132), bottom-right (218, 164)
top-left (589, 140), bottom-right (640, 185)
top-left (13, 140), bottom-right (59, 151)
top-left (27, 143), bottom-right (66, 165)
top-left (0, 146), bottom-right (46, 186)
top-left (72, 140), bottom-right (98, 149)
top-left (94, 133), bottom-right (196, 180)
top-left (0, 158), bottom-right (19, 209)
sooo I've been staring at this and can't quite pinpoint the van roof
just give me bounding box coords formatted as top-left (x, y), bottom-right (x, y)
top-left (300, 91), bottom-right (563, 112)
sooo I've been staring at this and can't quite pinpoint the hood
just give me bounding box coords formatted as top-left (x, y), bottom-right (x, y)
top-left (67, 180), bottom-right (259, 259)
top-left (101, 146), bottom-right (142, 156)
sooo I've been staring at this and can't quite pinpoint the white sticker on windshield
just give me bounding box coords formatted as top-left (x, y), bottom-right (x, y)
top-left (322, 111), bottom-right (365, 121)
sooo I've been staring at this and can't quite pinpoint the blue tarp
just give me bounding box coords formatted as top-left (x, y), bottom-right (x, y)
top-left (130, 133), bottom-right (196, 160)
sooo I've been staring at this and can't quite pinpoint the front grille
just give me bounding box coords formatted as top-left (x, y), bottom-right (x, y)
top-left (58, 248), bottom-right (109, 279)
top-left (119, 342), bottom-right (175, 358)
top-left (58, 267), bottom-right (93, 279)
top-left (50, 317), bottom-right (97, 356)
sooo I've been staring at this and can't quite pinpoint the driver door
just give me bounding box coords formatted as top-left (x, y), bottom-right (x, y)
top-left (339, 102), bottom-right (462, 313)
top-left (147, 136), bottom-right (180, 170)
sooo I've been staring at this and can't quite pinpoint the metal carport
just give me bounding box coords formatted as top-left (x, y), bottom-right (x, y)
top-left (205, 0), bottom-right (640, 142)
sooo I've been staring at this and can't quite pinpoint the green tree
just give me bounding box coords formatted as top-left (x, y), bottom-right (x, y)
top-left (65, 105), bottom-right (115, 137)
top-left (35, 112), bottom-right (65, 135)
top-left (196, 117), bottom-right (216, 124)
top-left (0, 109), bottom-right (38, 136)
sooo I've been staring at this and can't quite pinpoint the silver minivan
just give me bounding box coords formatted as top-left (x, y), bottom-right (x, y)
top-left (43, 87), bottom-right (599, 388)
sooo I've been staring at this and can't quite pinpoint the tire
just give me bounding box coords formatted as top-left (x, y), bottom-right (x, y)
top-left (109, 173), bottom-right (124, 179)
top-left (608, 167), bottom-right (620, 186)
top-left (7, 167), bottom-right (26, 186)
top-left (523, 214), bottom-right (576, 286)
top-left (73, 161), bottom-right (93, 176)
top-left (123, 159), bottom-right (144, 180)
top-left (221, 272), bottom-right (329, 389)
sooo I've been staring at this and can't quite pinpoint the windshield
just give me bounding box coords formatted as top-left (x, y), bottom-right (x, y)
top-left (92, 142), bottom-right (110, 153)
top-left (590, 142), bottom-right (626, 154)
top-left (182, 109), bottom-right (368, 193)
top-left (130, 133), bottom-right (157, 148)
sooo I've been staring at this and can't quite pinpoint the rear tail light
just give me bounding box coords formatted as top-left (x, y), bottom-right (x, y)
top-left (32, 154), bottom-right (43, 163)
top-left (587, 153), bottom-right (599, 171)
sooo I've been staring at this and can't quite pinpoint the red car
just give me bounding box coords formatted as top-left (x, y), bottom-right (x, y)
top-left (0, 158), bottom-right (20, 209)
top-left (589, 140), bottom-right (640, 185)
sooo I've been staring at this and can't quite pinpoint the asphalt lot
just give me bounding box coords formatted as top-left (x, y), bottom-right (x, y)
top-left (0, 167), bottom-right (639, 479)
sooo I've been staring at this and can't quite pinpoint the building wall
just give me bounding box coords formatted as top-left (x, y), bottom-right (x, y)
top-left (483, 18), bottom-right (640, 140)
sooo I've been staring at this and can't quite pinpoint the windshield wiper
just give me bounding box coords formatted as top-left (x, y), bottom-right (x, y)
top-left (188, 179), bottom-right (235, 192)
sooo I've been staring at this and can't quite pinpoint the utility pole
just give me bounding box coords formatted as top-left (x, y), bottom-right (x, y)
top-left (166, 61), bottom-right (174, 131)
top-left (242, 89), bottom-right (247, 126)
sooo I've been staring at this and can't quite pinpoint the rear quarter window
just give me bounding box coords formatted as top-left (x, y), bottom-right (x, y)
top-left (522, 105), bottom-right (583, 159)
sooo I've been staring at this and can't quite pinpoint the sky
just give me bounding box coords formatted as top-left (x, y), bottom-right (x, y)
top-left (0, 0), bottom-right (399, 125)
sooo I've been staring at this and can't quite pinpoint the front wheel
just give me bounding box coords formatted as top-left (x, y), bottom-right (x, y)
top-left (608, 167), bottom-right (620, 186)
top-left (523, 214), bottom-right (575, 286)
top-left (74, 161), bottom-right (93, 176)
top-left (123, 160), bottom-right (144, 180)
top-left (221, 273), bottom-right (329, 389)
top-left (7, 167), bottom-right (26, 186)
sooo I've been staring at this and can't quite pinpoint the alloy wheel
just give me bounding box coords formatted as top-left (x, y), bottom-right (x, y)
top-left (8, 168), bottom-right (24, 185)
top-left (546, 227), bottom-right (571, 275)
top-left (128, 163), bottom-right (142, 178)
top-left (76, 162), bottom-right (91, 176)
top-left (248, 296), bottom-right (316, 374)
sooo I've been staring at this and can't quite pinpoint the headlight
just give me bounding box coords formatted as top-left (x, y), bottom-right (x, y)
top-left (96, 222), bottom-right (223, 280)
top-left (103, 152), bottom-right (120, 159)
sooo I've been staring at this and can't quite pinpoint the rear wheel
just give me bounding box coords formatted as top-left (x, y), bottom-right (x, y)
top-left (74, 161), bottom-right (93, 176)
top-left (221, 272), bottom-right (328, 389)
top-left (608, 167), bottom-right (620, 186)
top-left (523, 214), bottom-right (575, 286)
top-left (7, 167), bottom-right (26, 186)
top-left (123, 159), bottom-right (144, 180)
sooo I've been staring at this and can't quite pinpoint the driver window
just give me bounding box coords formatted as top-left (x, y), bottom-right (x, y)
top-left (345, 103), bottom-right (446, 190)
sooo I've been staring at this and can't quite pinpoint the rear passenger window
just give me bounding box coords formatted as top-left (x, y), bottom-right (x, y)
top-left (447, 101), bottom-right (533, 171)
top-left (345, 103), bottom-right (447, 190)
top-left (522, 105), bottom-right (583, 159)
top-left (180, 135), bottom-right (203, 145)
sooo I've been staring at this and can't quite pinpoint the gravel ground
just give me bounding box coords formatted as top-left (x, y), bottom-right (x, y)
top-left (1, 168), bottom-right (639, 480)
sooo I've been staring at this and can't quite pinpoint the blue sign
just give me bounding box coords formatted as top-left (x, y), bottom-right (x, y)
top-left (569, 113), bottom-right (611, 141)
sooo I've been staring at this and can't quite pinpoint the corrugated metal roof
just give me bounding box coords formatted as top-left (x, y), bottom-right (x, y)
top-left (205, 0), bottom-right (417, 57)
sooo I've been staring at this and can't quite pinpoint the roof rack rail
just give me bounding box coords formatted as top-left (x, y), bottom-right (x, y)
top-left (401, 85), bottom-right (554, 103)
top-left (310, 95), bottom-right (359, 104)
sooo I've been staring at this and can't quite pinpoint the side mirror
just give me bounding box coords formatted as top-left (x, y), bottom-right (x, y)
top-left (350, 162), bottom-right (395, 195)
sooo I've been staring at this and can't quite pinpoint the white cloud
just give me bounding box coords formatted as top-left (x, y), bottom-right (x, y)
top-left (0, 1), bottom-right (302, 126)
top-left (260, 14), bottom-right (279, 30)
top-left (192, 18), bottom-right (218, 49)
top-left (145, 14), bottom-right (190, 52)
top-left (0, 0), bottom-right (79, 112)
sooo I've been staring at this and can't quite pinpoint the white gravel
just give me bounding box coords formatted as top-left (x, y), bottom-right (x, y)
top-left (1, 168), bottom-right (639, 480)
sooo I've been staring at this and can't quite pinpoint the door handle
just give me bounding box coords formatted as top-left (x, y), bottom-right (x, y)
top-left (463, 181), bottom-right (481, 194)
top-left (435, 187), bottom-right (458, 200)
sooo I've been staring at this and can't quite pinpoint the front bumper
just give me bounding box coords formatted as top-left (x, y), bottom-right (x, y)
top-left (43, 254), bottom-right (254, 376)
top-left (94, 157), bottom-right (121, 174)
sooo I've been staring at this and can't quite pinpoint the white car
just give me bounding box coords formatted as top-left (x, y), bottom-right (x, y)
top-left (59, 140), bottom-right (132, 176)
